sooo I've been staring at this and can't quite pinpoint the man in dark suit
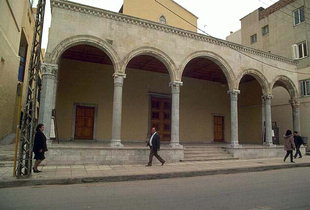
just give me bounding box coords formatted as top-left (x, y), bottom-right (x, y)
top-left (294, 131), bottom-right (304, 158)
top-left (146, 127), bottom-right (165, 166)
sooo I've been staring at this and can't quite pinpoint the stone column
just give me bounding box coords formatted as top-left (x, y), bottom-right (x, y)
top-left (228, 89), bottom-right (240, 147)
top-left (290, 98), bottom-right (301, 133)
top-left (170, 81), bottom-right (183, 148)
top-left (39, 63), bottom-right (58, 140)
top-left (263, 94), bottom-right (273, 146)
top-left (261, 97), bottom-right (266, 143)
top-left (110, 74), bottom-right (126, 147)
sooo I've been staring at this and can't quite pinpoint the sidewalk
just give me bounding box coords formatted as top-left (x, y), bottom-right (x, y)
top-left (1, 156), bottom-right (309, 188)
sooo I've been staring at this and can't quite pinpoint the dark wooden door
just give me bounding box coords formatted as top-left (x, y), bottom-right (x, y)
top-left (214, 116), bottom-right (224, 142)
top-left (75, 105), bottom-right (95, 139)
top-left (151, 97), bottom-right (171, 141)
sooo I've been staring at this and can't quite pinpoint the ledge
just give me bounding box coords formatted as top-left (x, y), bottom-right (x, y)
top-left (51, 0), bottom-right (297, 65)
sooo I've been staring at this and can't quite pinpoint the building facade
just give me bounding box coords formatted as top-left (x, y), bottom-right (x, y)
top-left (119, 0), bottom-right (198, 32)
top-left (0, 0), bottom-right (36, 142)
top-left (227, 0), bottom-right (309, 142)
top-left (39, 0), bottom-right (300, 154)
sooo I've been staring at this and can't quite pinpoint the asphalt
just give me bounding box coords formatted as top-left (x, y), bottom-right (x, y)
top-left (1, 156), bottom-right (309, 188)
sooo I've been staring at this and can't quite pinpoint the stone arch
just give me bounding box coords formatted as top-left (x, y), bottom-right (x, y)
top-left (121, 46), bottom-right (177, 82)
top-left (270, 75), bottom-right (298, 98)
top-left (46, 35), bottom-right (121, 72)
top-left (179, 51), bottom-right (235, 90)
top-left (237, 69), bottom-right (269, 94)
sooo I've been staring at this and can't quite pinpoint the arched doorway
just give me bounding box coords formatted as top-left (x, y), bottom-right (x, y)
top-left (238, 74), bottom-right (266, 144)
top-left (180, 55), bottom-right (233, 143)
top-left (122, 50), bottom-right (174, 142)
top-left (271, 77), bottom-right (298, 145)
top-left (55, 44), bottom-right (114, 141)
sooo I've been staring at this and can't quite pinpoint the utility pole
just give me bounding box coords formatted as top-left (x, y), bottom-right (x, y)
top-left (16, 0), bottom-right (46, 177)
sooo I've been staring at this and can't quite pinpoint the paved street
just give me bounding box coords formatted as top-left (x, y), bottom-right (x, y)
top-left (1, 167), bottom-right (309, 210)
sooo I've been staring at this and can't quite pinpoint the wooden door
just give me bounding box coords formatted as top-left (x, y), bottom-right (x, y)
top-left (151, 97), bottom-right (171, 141)
top-left (214, 116), bottom-right (224, 142)
top-left (75, 105), bottom-right (95, 139)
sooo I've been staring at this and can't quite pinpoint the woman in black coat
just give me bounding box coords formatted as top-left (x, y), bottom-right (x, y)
top-left (33, 123), bottom-right (48, 173)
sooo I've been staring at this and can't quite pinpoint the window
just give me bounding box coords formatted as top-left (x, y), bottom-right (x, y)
top-left (300, 80), bottom-right (310, 96)
top-left (262, 25), bottom-right (269, 36)
top-left (250, 34), bottom-right (257, 44)
top-left (293, 7), bottom-right (305, 25)
top-left (159, 15), bottom-right (166, 24)
top-left (292, 41), bottom-right (308, 59)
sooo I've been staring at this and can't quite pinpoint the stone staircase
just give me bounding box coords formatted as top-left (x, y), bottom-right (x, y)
top-left (181, 145), bottom-right (237, 162)
top-left (0, 144), bottom-right (15, 167)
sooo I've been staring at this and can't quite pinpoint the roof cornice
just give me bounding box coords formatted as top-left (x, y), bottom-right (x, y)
top-left (51, 0), bottom-right (297, 65)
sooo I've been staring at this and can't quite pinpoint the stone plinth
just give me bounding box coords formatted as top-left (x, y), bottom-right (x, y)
top-left (45, 143), bottom-right (184, 165)
top-left (226, 145), bottom-right (307, 159)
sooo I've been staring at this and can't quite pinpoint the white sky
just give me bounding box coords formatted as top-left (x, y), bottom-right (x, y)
top-left (41, 0), bottom-right (276, 48)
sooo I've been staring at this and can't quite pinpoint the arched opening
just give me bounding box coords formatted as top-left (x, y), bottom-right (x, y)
top-left (271, 80), bottom-right (294, 145)
top-left (181, 57), bottom-right (230, 143)
top-left (56, 44), bottom-right (114, 141)
top-left (238, 75), bottom-right (264, 144)
top-left (122, 54), bottom-right (172, 142)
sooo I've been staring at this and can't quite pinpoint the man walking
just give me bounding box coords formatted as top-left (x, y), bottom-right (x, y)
top-left (146, 127), bottom-right (165, 166)
top-left (294, 131), bottom-right (304, 159)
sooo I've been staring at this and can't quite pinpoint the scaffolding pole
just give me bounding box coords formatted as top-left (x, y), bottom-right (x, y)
top-left (16, 0), bottom-right (46, 178)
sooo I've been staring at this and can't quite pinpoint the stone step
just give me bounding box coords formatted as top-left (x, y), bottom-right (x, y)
top-left (0, 161), bottom-right (14, 167)
top-left (184, 150), bottom-right (227, 155)
top-left (181, 157), bottom-right (237, 162)
top-left (184, 153), bottom-right (233, 158)
top-left (0, 155), bottom-right (15, 161)
top-left (183, 145), bottom-right (236, 162)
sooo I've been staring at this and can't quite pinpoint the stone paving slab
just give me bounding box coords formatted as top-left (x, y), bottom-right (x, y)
top-left (0, 157), bottom-right (309, 188)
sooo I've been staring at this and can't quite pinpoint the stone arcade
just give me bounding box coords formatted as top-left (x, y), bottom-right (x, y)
top-left (41, 0), bottom-right (302, 165)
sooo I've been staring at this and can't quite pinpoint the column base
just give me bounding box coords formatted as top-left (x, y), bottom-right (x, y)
top-left (228, 142), bottom-right (242, 148)
top-left (110, 139), bottom-right (124, 148)
top-left (46, 139), bottom-right (53, 147)
top-left (170, 142), bottom-right (183, 149)
top-left (263, 142), bottom-right (276, 147)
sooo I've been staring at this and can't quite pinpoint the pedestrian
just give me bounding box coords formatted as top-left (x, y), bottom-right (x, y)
top-left (293, 131), bottom-right (304, 159)
top-left (146, 127), bottom-right (165, 166)
top-left (32, 123), bottom-right (48, 173)
top-left (283, 130), bottom-right (295, 163)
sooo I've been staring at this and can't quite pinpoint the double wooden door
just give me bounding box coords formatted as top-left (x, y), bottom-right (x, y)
top-left (75, 105), bottom-right (95, 139)
top-left (214, 116), bottom-right (224, 142)
top-left (150, 96), bottom-right (171, 141)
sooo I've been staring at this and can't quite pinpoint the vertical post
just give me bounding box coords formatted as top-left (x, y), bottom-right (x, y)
top-left (228, 89), bottom-right (240, 148)
top-left (261, 97), bottom-right (266, 143)
top-left (39, 63), bottom-right (58, 140)
top-left (170, 81), bottom-right (183, 148)
top-left (110, 73), bottom-right (126, 147)
top-left (290, 98), bottom-right (301, 133)
top-left (263, 94), bottom-right (273, 146)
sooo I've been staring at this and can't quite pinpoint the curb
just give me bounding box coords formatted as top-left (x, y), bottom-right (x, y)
top-left (1, 162), bottom-right (309, 188)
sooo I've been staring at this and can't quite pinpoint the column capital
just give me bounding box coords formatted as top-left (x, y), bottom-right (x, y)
top-left (227, 89), bottom-right (240, 101)
top-left (169, 81), bottom-right (183, 87)
top-left (113, 73), bottom-right (126, 79)
top-left (170, 81), bottom-right (183, 94)
top-left (113, 73), bottom-right (126, 87)
top-left (289, 98), bottom-right (300, 108)
top-left (41, 63), bottom-right (58, 78)
top-left (227, 89), bottom-right (240, 95)
top-left (262, 94), bottom-right (273, 100)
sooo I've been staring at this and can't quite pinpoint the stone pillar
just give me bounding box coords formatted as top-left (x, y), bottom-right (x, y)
top-left (290, 98), bottom-right (301, 133)
top-left (39, 63), bottom-right (58, 140)
top-left (228, 89), bottom-right (240, 147)
top-left (263, 94), bottom-right (273, 146)
top-left (170, 81), bottom-right (183, 148)
top-left (110, 74), bottom-right (126, 147)
top-left (261, 97), bottom-right (266, 143)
